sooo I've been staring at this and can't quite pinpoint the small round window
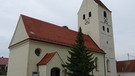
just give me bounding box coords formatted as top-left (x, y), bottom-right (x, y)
top-left (35, 48), bottom-right (41, 56)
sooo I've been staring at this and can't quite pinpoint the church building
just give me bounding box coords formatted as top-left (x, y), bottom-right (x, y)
top-left (7, 0), bottom-right (117, 76)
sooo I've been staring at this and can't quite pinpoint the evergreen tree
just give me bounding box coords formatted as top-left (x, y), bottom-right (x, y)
top-left (0, 69), bottom-right (7, 75)
top-left (63, 27), bottom-right (96, 76)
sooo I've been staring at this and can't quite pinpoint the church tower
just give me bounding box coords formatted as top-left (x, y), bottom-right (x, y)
top-left (78, 0), bottom-right (117, 76)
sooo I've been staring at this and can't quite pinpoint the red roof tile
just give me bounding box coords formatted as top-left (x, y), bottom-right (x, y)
top-left (21, 15), bottom-right (105, 54)
top-left (0, 57), bottom-right (8, 65)
top-left (94, 0), bottom-right (111, 12)
top-left (38, 52), bottom-right (56, 65)
top-left (117, 60), bottom-right (135, 72)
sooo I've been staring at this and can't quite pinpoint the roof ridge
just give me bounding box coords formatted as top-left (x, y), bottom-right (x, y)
top-left (21, 14), bottom-right (77, 33)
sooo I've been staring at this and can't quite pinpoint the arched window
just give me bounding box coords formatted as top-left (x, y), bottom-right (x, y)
top-left (35, 48), bottom-right (42, 56)
top-left (107, 59), bottom-right (110, 72)
top-left (51, 68), bottom-right (60, 76)
top-left (104, 11), bottom-right (107, 18)
top-left (95, 57), bottom-right (99, 71)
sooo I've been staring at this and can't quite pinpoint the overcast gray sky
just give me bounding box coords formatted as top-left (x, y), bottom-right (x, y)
top-left (0, 0), bottom-right (135, 61)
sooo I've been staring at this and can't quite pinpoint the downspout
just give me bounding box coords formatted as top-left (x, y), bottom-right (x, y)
top-left (104, 55), bottom-right (106, 76)
top-left (37, 64), bottom-right (39, 76)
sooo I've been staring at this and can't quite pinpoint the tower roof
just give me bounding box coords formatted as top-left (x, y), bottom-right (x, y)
top-left (94, 0), bottom-right (111, 12)
top-left (18, 15), bottom-right (105, 54)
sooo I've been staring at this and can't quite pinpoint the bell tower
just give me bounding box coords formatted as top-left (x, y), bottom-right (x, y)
top-left (78, 0), bottom-right (117, 76)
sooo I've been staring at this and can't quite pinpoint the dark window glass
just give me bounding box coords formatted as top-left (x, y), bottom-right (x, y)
top-left (89, 12), bottom-right (91, 17)
top-left (104, 11), bottom-right (107, 18)
top-left (83, 14), bottom-right (85, 20)
top-left (106, 41), bottom-right (108, 44)
top-left (103, 26), bottom-right (105, 31)
top-left (107, 28), bottom-right (109, 33)
top-left (51, 68), bottom-right (60, 76)
top-left (35, 48), bottom-right (41, 56)
top-left (32, 72), bottom-right (39, 76)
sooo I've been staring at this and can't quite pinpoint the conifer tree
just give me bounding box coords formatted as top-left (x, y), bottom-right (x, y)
top-left (63, 27), bottom-right (96, 76)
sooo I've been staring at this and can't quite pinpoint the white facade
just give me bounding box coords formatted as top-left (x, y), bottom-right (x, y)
top-left (38, 52), bottom-right (65, 76)
top-left (7, 0), bottom-right (117, 76)
top-left (118, 72), bottom-right (135, 76)
top-left (7, 17), bottom-right (29, 76)
top-left (7, 17), bottom-right (105, 76)
top-left (8, 28), bottom-right (105, 76)
top-left (78, 0), bottom-right (117, 76)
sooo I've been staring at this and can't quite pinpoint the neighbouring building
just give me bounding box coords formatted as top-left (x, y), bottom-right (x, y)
top-left (117, 60), bottom-right (135, 76)
top-left (0, 57), bottom-right (8, 75)
top-left (7, 0), bottom-right (117, 76)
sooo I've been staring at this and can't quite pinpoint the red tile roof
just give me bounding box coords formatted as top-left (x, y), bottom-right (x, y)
top-left (0, 57), bottom-right (8, 65)
top-left (117, 60), bottom-right (135, 72)
top-left (21, 15), bottom-right (105, 54)
top-left (94, 0), bottom-right (111, 12)
top-left (38, 52), bottom-right (56, 65)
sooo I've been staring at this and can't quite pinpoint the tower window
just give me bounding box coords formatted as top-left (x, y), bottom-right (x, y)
top-left (104, 11), bottom-right (107, 18)
top-left (106, 41), bottom-right (108, 44)
top-left (89, 12), bottom-right (91, 17)
top-left (102, 26), bottom-right (105, 31)
top-left (107, 28), bottom-right (109, 33)
top-left (107, 59), bottom-right (110, 72)
top-left (83, 14), bottom-right (85, 20)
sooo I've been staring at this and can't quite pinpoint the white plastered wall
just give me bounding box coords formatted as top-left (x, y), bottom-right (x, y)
top-left (46, 53), bottom-right (64, 76)
top-left (7, 16), bottom-right (29, 76)
top-left (78, 0), bottom-right (100, 48)
top-left (39, 65), bottom-right (47, 76)
top-left (7, 41), bottom-right (29, 76)
top-left (38, 53), bottom-right (65, 76)
top-left (27, 40), bottom-right (105, 76)
top-left (9, 16), bottom-right (29, 46)
top-left (118, 72), bottom-right (135, 76)
top-left (27, 40), bottom-right (70, 76)
top-left (98, 6), bottom-right (117, 76)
